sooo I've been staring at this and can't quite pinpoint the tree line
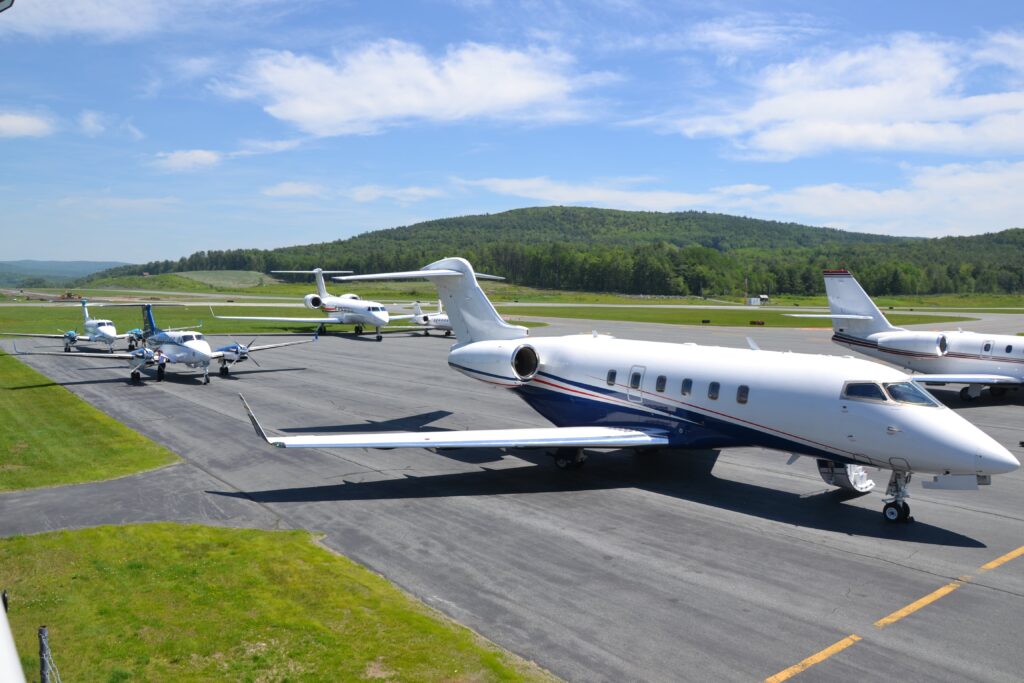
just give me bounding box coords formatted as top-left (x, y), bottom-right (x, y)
top-left (87, 207), bottom-right (1024, 297)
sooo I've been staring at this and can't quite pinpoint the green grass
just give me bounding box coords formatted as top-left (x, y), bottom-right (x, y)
top-left (0, 351), bottom-right (178, 491)
top-left (495, 305), bottom-right (973, 328)
top-left (0, 523), bottom-right (555, 682)
top-left (175, 270), bottom-right (284, 289)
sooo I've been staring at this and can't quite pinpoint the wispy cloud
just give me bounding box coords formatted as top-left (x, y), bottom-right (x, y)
top-left (262, 181), bottom-right (325, 198)
top-left (0, 1), bottom-right (164, 40)
top-left (462, 176), bottom-right (711, 211)
top-left (0, 111), bottom-right (55, 137)
top-left (78, 110), bottom-right (106, 137)
top-left (216, 40), bottom-right (613, 136)
top-left (153, 149), bottom-right (222, 171)
top-left (668, 32), bottom-right (1024, 158)
top-left (343, 184), bottom-right (445, 204)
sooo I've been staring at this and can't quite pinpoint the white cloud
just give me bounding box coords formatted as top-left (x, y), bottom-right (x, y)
top-left (671, 33), bottom-right (1024, 158)
top-left (0, 111), bottom-right (54, 137)
top-left (217, 40), bottom-right (609, 136)
top-left (344, 184), bottom-right (444, 204)
top-left (78, 110), bottom-right (106, 137)
top-left (262, 182), bottom-right (325, 198)
top-left (120, 120), bottom-right (145, 140)
top-left (688, 14), bottom-right (821, 58)
top-left (0, 1), bottom-right (163, 40)
top-left (463, 176), bottom-right (711, 211)
top-left (153, 149), bottom-right (222, 171)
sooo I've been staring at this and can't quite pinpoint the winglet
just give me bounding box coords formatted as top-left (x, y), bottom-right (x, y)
top-left (746, 336), bottom-right (760, 351)
top-left (239, 394), bottom-right (280, 447)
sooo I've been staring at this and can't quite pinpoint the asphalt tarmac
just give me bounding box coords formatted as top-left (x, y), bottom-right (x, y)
top-left (2, 316), bottom-right (1023, 682)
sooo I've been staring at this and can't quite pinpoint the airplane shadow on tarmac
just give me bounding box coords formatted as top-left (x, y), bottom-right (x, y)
top-left (211, 446), bottom-right (983, 547)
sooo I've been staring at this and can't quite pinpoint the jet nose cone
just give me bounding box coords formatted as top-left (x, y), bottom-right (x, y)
top-left (979, 445), bottom-right (1020, 475)
top-left (376, 312), bottom-right (390, 325)
top-left (192, 340), bottom-right (212, 359)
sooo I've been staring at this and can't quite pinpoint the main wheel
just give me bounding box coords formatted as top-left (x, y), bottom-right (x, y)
top-left (63, 344), bottom-right (70, 353)
top-left (899, 502), bottom-right (912, 523)
top-left (354, 325), bottom-right (363, 336)
top-left (959, 387), bottom-right (976, 402)
top-left (219, 365), bottom-right (229, 376)
top-left (445, 330), bottom-right (452, 336)
top-left (883, 502), bottom-right (901, 523)
top-left (376, 334), bottom-right (382, 342)
top-left (131, 370), bottom-right (141, 382)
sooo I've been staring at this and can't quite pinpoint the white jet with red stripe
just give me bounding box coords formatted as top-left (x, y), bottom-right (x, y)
top-left (241, 258), bottom-right (1019, 523)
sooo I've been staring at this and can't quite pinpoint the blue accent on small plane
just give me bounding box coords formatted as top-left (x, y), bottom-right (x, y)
top-left (142, 304), bottom-right (160, 338)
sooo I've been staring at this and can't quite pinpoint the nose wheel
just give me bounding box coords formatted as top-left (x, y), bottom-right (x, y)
top-left (882, 470), bottom-right (914, 523)
top-left (375, 326), bottom-right (383, 342)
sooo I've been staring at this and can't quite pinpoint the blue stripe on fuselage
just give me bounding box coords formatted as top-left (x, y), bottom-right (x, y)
top-left (517, 370), bottom-right (857, 465)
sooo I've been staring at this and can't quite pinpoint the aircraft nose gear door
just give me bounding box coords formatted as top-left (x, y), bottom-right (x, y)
top-left (627, 365), bottom-right (646, 403)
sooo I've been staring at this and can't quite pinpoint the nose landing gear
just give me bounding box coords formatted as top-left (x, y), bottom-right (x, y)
top-left (882, 470), bottom-right (913, 523)
top-left (375, 326), bottom-right (383, 342)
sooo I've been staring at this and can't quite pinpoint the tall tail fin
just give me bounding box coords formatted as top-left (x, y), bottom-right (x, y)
top-left (824, 270), bottom-right (898, 337)
top-left (336, 258), bottom-right (526, 344)
top-left (142, 304), bottom-right (160, 338)
top-left (81, 299), bottom-right (91, 323)
top-left (271, 268), bottom-right (353, 300)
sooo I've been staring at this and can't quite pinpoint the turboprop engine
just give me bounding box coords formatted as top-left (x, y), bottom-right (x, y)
top-left (303, 294), bottom-right (323, 310)
top-left (871, 331), bottom-right (948, 357)
top-left (447, 340), bottom-right (539, 387)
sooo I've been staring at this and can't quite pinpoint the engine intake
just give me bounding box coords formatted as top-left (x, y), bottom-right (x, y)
top-left (304, 294), bottom-right (323, 310)
top-left (448, 340), bottom-right (539, 387)
top-left (872, 331), bottom-right (947, 357)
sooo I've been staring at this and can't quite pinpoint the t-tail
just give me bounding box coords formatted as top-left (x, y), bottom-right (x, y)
top-left (81, 299), bottom-right (92, 323)
top-left (823, 270), bottom-right (899, 339)
top-left (337, 258), bottom-right (525, 345)
top-left (271, 268), bottom-right (353, 300)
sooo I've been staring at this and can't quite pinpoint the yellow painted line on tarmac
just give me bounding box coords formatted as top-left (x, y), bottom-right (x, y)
top-left (768, 544), bottom-right (1024, 680)
top-left (980, 545), bottom-right (1024, 572)
top-left (764, 634), bottom-right (862, 683)
top-left (873, 580), bottom-right (963, 629)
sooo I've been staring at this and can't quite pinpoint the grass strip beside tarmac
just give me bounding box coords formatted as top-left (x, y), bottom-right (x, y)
top-left (0, 350), bottom-right (178, 491)
top-left (495, 305), bottom-right (972, 328)
top-left (0, 523), bottom-right (555, 682)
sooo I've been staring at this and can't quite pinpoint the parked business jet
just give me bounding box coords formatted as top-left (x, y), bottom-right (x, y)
top-left (14, 304), bottom-right (312, 384)
top-left (790, 270), bottom-right (1024, 401)
top-left (410, 300), bottom-right (452, 336)
top-left (210, 268), bottom-right (413, 341)
top-left (241, 258), bottom-right (1018, 523)
top-left (0, 299), bottom-right (143, 352)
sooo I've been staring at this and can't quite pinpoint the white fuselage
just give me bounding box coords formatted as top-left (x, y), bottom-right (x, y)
top-left (81, 319), bottom-right (118, 347)
top-left (451, 334), bottom-right (1015, 477)
top-left (146, 330), bottom-right (212, 368)
top-left (318, 295), bottom-right (390, 328)
top-left (835, 329), bottom-right (1024, 380)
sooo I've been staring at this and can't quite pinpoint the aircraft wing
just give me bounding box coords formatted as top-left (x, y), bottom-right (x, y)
top-left (911, 374), bottom-right (1021, 385)
top-left (209, 338), bottom-right (315, 359)
top-left (210, 313), bottom-right (344, 324)
top-left (0, 332), bottom-right (68, 338)
top-left (11, 344), bottom-right (143, 361)
top-left (334, 269), bottom-right (504, 281)
top-left (241, 395), bottom-right (668, 450)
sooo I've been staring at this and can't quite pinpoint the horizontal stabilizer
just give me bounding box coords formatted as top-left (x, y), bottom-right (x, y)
top-left (910, 374), bottom-right (1020, 385)
top-left (240, 395), bottom-right (667, 450)
top-left (785, 314), bottom-right (874, 319)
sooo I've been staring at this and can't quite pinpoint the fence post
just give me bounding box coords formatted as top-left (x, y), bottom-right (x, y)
top-left (38, 626), bottom-right (48, 683)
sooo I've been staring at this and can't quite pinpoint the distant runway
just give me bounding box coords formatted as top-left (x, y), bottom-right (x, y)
top-left (2, 316), bottom-right (1023, 682)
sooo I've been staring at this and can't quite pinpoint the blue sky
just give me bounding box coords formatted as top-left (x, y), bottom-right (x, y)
top-left (1, 1), bottom-right (1023, 263)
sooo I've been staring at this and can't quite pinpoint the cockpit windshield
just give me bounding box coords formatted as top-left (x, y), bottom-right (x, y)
top-left (842, 382), bottom-right (886, 401)
top-left (181, 334), bottom-right (194, 342)
top-left (884, 382), bottom-right (939, 406)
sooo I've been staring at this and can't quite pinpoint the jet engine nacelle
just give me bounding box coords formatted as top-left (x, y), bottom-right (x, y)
top-left (447, 340), bottom-right (539, 387)
top-left (304, 294), bottom-right (323, 310)
top-left (872, 331), bottom-right (948, 357)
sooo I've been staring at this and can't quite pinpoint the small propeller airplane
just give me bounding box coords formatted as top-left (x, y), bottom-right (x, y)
top-left (241, 257), bottom-right (1019, 523)
top-left (13, 303), bottom-right (313, 384)
top-left (0, 299), bottom-right (143, 352)
top-left (409, 300), bottom-right (452, 336)
top-left (210, 268), bottom-right (417, 341)
top-left (789, 269), bottom-right (1024, 401)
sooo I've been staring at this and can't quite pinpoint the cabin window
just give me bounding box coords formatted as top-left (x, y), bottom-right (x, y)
top-left (984, 342), bottom-right (992, 352)
top-left (1006, 345), bottom-right (1013, 354)
top-left (681, 378), bottom-right (692, 396)
top-left (737, 385), bottom-right (749, 404)
top-left (630, 372), bottom-right (642, 389)
top-left (842, 382), bottom-right (887, 402)
top-left (708, 382), bottom-right (720, 400)
top-left (655, 375), bottom-right (667, 392)
top-left (884, 382), bottom-right (938, 406)
top-left (607, 369), bottom-right (617, 386)
top-left (181, 334), bottom-right (194, 342)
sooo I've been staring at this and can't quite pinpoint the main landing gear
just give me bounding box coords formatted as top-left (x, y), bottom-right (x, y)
top-left (63, 343), bottom-right (71, 353)
top-left (551, 447), bottom-right (588, 470)
top-left (130, 370), bottom-right (142, 383)
top-left (375, 326), bottom-right (382, 342)
top-left (882, 470), bottom-right (913, 523)
top-left (354, 325), bottom-right (364, 336)
top-left (202, 367), bottom-right (210, 385)
top-left (219, 363), bottom-right (229, 377)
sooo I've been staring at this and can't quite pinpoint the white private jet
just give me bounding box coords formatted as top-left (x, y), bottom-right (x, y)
top-left (0, 299), bottom-right (144, 352)
top-left (14, 303), bottom-right (312, 384)
top-left (790, 269), bottom-right (1024, 402)
top-left (409, 300), bottom-right (452, 336)
top-left (241, 258), bottom-right (1019, 523)
top-left (211, 268), bottom-right (412, 341)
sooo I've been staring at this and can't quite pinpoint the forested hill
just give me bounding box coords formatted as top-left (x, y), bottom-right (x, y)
top-left (89, 207), bottom-right (1024, 296)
